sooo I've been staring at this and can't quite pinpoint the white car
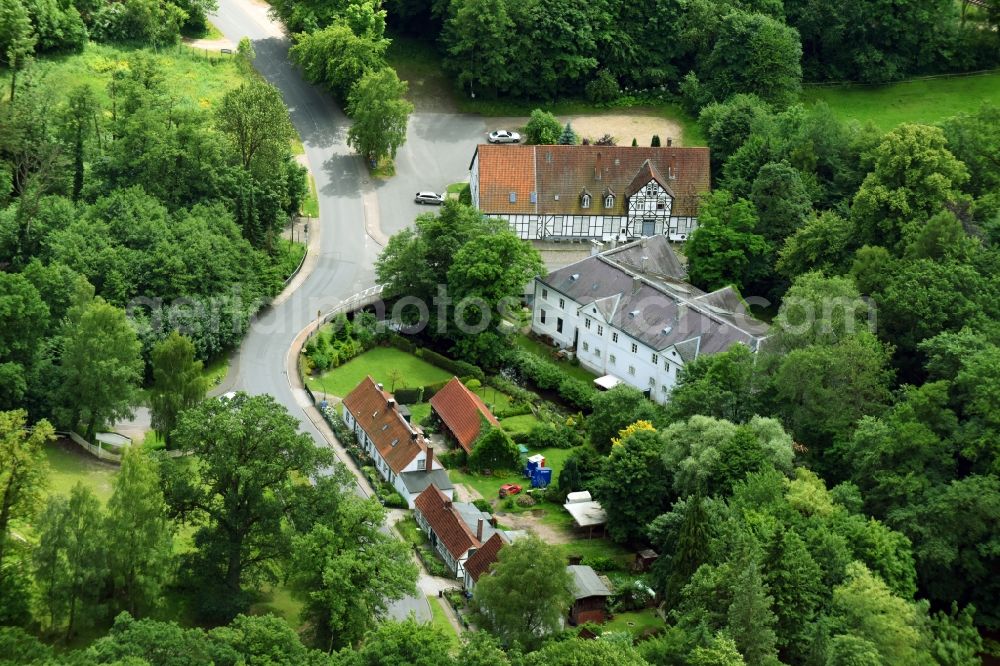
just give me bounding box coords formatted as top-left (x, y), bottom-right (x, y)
top-left (488, 129), bottom-right (521, 144)
top-left (414, 191), bottom-right (445, 205)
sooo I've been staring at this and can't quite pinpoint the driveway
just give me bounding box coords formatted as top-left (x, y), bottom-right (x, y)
top-left (375, 112), bottom-right (490, 236)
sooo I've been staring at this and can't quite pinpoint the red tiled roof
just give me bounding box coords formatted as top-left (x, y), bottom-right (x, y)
top-left (474, 144), bottom-right (710, 217)
top-left (475, 145), bottom-right (537, 214)
top-left (464, 532), bottom-right (506, 583)
top-left (429, 377), bottom-right (500, 454)
top-left (414, 484), bottom-right (479, 560)
top-left (342, 376), bottom-right (424, 474)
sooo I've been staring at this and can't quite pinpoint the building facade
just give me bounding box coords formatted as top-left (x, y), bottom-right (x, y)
top-left (531, 236), bottom-right (769, 403)
top-left (469, 144), bottom-right (710, 242)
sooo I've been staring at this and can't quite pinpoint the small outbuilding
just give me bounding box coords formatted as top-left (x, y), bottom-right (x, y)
top-left (567, 565), bottom-right (612, 625)
top-left (563, 491), bottom-right (607, 538)
top-left (634, 548), bottom-right (659, 573)
top-left (429, 377), bottom-right (500, 454)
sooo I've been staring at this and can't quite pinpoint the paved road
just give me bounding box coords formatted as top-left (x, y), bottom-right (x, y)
top-left (209, 0), bottom-right (428, 622)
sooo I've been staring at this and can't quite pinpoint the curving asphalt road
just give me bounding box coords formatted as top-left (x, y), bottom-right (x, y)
top-left (209, 0), bottom-right (433, 621)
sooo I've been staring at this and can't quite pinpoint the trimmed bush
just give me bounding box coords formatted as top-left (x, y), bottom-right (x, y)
top-left (581, 555), bottom-right (621, 573)
top-left (387, 333), bottom-right (417, 353)
top-left (516, 494), bottom-right (537, 507)
top-left (394, 387), bottom-right (423, 404)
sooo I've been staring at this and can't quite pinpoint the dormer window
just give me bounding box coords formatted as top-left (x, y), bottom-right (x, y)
top-left (604, 194), bottom-right (614, 208)
top-left (581, 193), bottom-right (591, 208)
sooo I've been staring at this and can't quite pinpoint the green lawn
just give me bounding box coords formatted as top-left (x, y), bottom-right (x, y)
top-left (426, 596), bottom-right (461, 649)
top-left (801, 70), bottom-right (1000, 130)
top-left (604, 608), bottom-right (665, 637)
top-left (407, 401), bottom-right (432, 425)
top-left (515, 334), bottom-right (597, 384)
top-left (498, 413), bottom-right (542, 435)
top-left (558, 538), bottom-right (633, 569)
top-left (449, 445), bottom-right (575, 501)
top-left (300, 173), bottom-right (319, 218)
top-left (0, 42), bottom-right (244, 113)
top-left (306, 347), bottom-right (454, 398)
top-left (43, 439), bottom-right (119, 505)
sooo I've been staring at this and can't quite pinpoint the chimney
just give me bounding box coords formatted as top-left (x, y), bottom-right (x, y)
top-left (387, 398), bottom-right (395, 410)
top-left (666, 137), bottom-right (673, 147)
top-left (444, 498), bottom-right (452, 510)
top-left (476, 517), bottom-right (484, 541)
top-left (426, 445), bottom-right (434, 469)
top-left (376, 383), bottom-right (384, 391)
top-left (640, 255), bottom-right (648, 272)
top-left (489, 516), bottom-right (498, 527)
top-left (632, 275), bottom-right (642, 294)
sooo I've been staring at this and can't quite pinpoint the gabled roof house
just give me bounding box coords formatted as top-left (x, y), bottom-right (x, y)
top-left (342, 376), bottom-right (453, 508)
top-left (413, 484), bottom-right (518, 579)
top-left (531, 235), bottom-right (769, 404)
top-left (469, 144), bottom-right (711, 242)
top-left (429, 377), bottom-right (500, 454)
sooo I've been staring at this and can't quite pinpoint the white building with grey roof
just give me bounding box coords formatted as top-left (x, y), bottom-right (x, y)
top-left (531, 235), bottom-right (769, 403)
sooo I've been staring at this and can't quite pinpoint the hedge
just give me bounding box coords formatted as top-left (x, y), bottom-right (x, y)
top-left (394, 387), bottom-right (423, 404)
top-left (557, 377), bottom-right (596, 410)
top-left (416, 347), bottom-right (486, 383)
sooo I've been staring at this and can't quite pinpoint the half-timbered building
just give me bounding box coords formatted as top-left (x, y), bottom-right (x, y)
top-left (469, 144), bottom-right (711, 241)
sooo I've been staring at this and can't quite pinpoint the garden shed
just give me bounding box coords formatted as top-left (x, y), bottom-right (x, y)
top-left (567, 564), bottom-right (612, 625)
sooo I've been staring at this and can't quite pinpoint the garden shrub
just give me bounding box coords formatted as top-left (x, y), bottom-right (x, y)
top-left (585, 69), bottom-right (620, 103)
top-left (468, 427), bottom-right (521, 473)
top-left (381, 490), bottom-right (408, 509)
top-left (393, 387), bottom-right (423, 404)
top-left (416, 347), bottom-right (486, 383)
top-left (438, 449), bottom-right (467, 469)
top-left (472, 499), bottom-right (493, 514)
top-left (557, 377), bottom-right (596, 410)
top-left (516, 494), bottom-right (537, 507)
top-left (526, 422), bottom-right (583, 449)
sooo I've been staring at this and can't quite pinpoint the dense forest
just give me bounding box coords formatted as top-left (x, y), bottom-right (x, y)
top-left (272, 0), bottom-right (1000, 105)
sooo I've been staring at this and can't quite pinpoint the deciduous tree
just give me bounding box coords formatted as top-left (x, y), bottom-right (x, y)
top-left (164, 393), bottom-right (332, 620)
top-left (0, 409), bottom-right (53, 567)
top-left (216, 79), bottom-right (296, 173)
top-left (287, 475), bottom-right (417, 650)
top-left (104, 447), bottom-right (174, 617)
top-left (33, 483), bottom-right (106, 638)
top-left (685, 191), bottom-right (770, 294)
top-left (149, 331), bottom-right (207, 448)
top-left (593, 429), bottom-right (671, 543)
top-left (472, 535), bottom-right (573, 650)
top-left (346, 67), bottom-right (413, 164)
top-left (58, 298), bottom-right (143, 441)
